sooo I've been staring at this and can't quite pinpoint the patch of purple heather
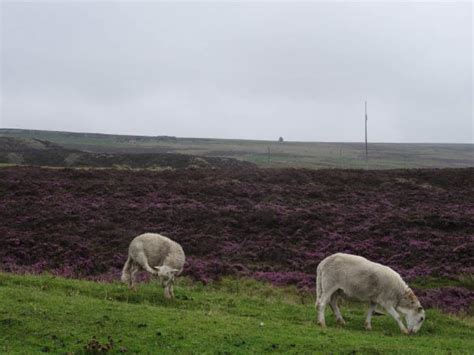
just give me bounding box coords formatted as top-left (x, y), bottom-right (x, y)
top-left (0, 166), bottom-right (473, 312)
top-left (254, 271), bottom-right (314, 290)
top-left (416, 287), bottom-right (474, 314)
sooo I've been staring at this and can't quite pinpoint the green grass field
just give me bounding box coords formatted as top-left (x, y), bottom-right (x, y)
top-left (1, 128), bottom-right (472, 169)
top-left (0, 273), bottom-right (472, 354)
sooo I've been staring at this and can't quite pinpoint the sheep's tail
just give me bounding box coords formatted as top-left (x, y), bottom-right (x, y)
top-left (315, 262), bottom-right (324, 308)
top-left (121, 256), bottom-right (132, 283)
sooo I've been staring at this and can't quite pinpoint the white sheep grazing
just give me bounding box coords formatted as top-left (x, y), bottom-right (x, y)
top-left (316, 253), bottom-right (425, 334)
top-left (121, 233), bottom-right (185, 299)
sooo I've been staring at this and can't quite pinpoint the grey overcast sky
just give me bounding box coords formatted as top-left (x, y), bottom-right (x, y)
top-left (1, 1), bottom-right (472, 143)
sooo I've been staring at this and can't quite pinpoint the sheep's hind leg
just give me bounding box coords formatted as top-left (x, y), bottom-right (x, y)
top-left (317, 287), bottom-right (338, 328)
top-left (317, 296), bottom-right (329, 327)
top-left (130, 262), bottom-right (140, 291)
top-left (330, 293), bottom-right (345, 326)
top-left (121, 257), bottom-right (132, 285)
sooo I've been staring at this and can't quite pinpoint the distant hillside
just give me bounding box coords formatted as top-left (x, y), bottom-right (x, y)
top-left (1, 128), bottom-right (472, 169)
top-left (0, 136), bottom-right (254, 169)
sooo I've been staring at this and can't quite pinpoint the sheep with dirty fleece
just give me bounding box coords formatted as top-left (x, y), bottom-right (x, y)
top-left (121, 233), bottom-right (185, 298)
top-left (316, 253), bottom-right (425, 334)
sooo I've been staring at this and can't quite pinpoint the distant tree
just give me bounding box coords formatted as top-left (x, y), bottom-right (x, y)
top-left (278, 136), bottom-right (284, 143)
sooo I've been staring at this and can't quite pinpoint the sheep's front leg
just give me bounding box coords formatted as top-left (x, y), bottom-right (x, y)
top-left (365, 302), bottom-right (377, 330)
top-left (385, 306), bottom-right (409, 334)
top-left (162, 279), bottom-right (173, 299)
top-left (169, 279), bottom-right (175, 298)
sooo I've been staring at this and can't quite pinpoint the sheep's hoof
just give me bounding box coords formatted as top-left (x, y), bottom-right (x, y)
top-left (318, 321), bottom-right (326, 328)
top-left (401, 328), bottom-right (409, 335)
top-left (364, 322), bottom-right (372, 331)
top-left (336, 318), bottom-right (346, 326)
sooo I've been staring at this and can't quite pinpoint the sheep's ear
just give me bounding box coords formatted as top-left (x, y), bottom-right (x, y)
top-left (171, 269), bottom-right (180, 274)
top-left (154, 266), bottom-right (161, 272)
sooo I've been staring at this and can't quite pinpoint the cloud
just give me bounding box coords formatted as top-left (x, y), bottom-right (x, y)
top-left (1, 1), bottom-right (472, 142)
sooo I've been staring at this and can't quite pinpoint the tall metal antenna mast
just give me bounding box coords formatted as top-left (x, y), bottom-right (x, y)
top-left (365, 101), bottom-right (368, 169)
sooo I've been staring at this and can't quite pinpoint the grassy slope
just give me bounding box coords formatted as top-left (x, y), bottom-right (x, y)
top-left (1, 129), bottom-right (472, 169)
top-left (0, 273), bottom-right (472, 354)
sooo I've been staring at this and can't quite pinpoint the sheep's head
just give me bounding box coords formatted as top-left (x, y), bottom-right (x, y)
top-left (397, 290), bottom-right (425, 334)
top-left (400, 305), bottom-right (425, 334)
top-left (154, 265), bottom-right (180, 283)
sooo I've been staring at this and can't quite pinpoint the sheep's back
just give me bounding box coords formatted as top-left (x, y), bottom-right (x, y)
top-left (130, 233), bottom-right (184, 269)
top-left (319, 253), bottom-right (406, 301)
